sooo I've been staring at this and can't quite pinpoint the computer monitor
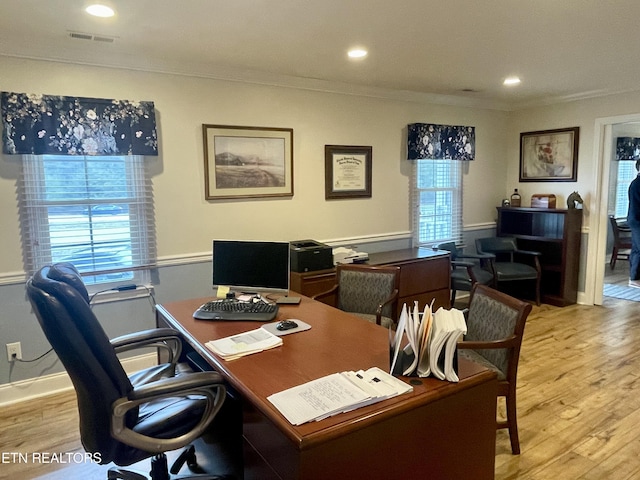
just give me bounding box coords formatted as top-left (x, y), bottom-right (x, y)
top-left (212, 240), bottom-right (290, 296)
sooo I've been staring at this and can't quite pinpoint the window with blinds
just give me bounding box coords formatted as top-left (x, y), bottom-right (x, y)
top-left (614, 160), bottom-right (636, 218)
top-left (412, 159), bottom-right (463, 246)
top-left (19, 155), bottom-right (155, 286)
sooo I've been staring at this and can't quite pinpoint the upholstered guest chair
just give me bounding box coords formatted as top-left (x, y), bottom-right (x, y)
top-left (435, 242), bottom-right (494, 306)
top-left (312, 264), bottom-right (400, 327)
top-left (458, 284), bottom-right (532, 455)
top-left (609, 215), bottom-right (632, 270)
top-left (475, 236), bottom-right (542, 306)
top-left (26, 263), bottom-right (232, 480)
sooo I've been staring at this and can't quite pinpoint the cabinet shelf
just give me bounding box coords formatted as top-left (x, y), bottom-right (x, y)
top-left (497, 207), bottom-right (582, 306)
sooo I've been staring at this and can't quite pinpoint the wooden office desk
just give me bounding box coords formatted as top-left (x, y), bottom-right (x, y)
top-left (290, 247), bottom-right (451, 317)
top-left (156, 295), bottom-right (497, 480)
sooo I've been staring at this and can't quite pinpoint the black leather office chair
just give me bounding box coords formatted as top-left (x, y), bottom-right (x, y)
top-left (435, 242), bottom-right (494, 306)
top-left (475, 237), bottom-right (542, 306)
top-left (26, 263), bottom-right (231, 480)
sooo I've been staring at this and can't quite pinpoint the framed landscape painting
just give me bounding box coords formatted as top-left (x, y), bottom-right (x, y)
top-left (519, 127), bottom-right (579, 182)
top-left (203, 124), bottom-right (293, 200)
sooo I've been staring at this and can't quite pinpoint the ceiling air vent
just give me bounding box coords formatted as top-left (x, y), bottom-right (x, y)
top-left (69, 31), bottom-right (116, 43)
top-left (92, 35), bottom-right (115, 43)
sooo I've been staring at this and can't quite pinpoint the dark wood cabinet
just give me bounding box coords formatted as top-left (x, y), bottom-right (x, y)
top-left (496, 207), bottom-right (582, 306)
top-left (290, 248), bottom-right (451, 317)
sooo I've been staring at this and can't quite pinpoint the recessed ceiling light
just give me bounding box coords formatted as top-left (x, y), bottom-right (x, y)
top-left (85, 4), bottom-right (115, 17)
top-left (503, 76), bottom-right (521, 86)
top-left (348, 48), bottom-right (368, 59)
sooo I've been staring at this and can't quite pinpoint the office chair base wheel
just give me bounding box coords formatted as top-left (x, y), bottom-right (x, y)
top-left (107, 450), bottom-right (235, 479)
top-left (170, 446), bottom-right (204, 474)
top-left (108, 467), bottom-right (147, 480)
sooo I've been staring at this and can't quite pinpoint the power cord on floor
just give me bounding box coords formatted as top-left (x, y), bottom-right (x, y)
top-left (13, 284), bottom-right (157, 367)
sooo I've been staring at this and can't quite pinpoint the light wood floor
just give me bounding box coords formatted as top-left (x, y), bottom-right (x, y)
top-left (2, 294), bottom-right (640, 479)
top-left (604, 257), bottom-right (630, 288)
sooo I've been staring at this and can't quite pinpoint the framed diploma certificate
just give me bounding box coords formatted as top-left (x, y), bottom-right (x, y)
top-left (324, 145), bottom-right (372, 199)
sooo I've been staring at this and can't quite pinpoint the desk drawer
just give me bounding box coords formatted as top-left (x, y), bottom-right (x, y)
top-left (396, 257), bottom-right (449, 297)
top-left (290, 270), bottom-right (336, 297)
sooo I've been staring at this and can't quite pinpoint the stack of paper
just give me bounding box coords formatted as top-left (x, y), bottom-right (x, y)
top-left (205, 327), bottom-right (282, 360)
top-left (390, 301), bottom-right (466, 382)
top-left (267, 367), bottom-right (413, 426)
top-left (429, 307), bottom-right (467, 382)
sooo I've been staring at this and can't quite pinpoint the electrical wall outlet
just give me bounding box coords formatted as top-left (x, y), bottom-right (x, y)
top-left (6, 342), bottom-right (22, 362)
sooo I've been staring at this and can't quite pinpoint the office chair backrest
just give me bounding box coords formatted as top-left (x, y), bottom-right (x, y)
top-left (476, 236), bottom-right (518, 254)
top-left (26, 263), bottom-right (135, 462)
top-left (336, 265), bottom-right (399, 318)
top-left (609, 215), bottom-right (631, 243)
top-left (435, 241), bottom-right (459, 259)
top-left (465, 284), bottom-right (530, 377)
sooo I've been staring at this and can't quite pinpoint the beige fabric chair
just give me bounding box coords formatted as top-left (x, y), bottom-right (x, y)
top-left (313, 264), bottom-right (400, 327)
top-left (458, 284), bottom-right (532, 454)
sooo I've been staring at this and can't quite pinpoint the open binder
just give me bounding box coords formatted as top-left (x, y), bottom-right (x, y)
top-left (390, 301), bottom-right (466, 382)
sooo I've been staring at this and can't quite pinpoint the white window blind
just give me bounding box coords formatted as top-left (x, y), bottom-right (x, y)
top-left (412, 159), bottom-right (463, 246)
top-left (18, 155), bottom-right (156, 286)
top-left (614, 160), bottom-right (637, 218)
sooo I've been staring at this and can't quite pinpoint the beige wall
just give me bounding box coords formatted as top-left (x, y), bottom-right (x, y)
top-left (507, 93), bottom-right (640, 219)
top-left (508, 93), bottom-right (640, 303)
top-left (0, 56), bottom-right (509, 275)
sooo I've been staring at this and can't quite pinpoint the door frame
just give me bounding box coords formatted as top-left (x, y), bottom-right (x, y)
top-left (589, 113), bottom-right (640, 305)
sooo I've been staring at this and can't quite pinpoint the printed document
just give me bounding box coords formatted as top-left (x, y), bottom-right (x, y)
top-left (268, 367), bottom-right (412, 426)
top-left (205, 327), bottom-right (282, 360)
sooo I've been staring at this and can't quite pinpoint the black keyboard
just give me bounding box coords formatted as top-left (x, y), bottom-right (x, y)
top-left (193, 299), bottom-right (279, 321)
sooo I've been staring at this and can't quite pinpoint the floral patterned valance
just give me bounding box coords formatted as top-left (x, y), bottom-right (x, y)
top-left (407, 123), bottom-right (475, 161)
top-left (1, 91), bottom-right (158, 156)
top-left (616, 137), bottom-right (640, 161)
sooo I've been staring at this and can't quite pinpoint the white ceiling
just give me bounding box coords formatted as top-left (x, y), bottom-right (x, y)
top-left (1, 0), bottom-right (639, 110)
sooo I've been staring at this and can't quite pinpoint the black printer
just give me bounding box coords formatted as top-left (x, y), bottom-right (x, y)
top-left (290, 239), bottom-right (333, 273)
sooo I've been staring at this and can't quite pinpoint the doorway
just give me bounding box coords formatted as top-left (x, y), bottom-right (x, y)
top-left (590, 116), bottom-right (640, 304)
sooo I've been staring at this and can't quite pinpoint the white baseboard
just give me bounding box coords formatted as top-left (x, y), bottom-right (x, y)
top-left (0, 353), bottom-right (157, 407)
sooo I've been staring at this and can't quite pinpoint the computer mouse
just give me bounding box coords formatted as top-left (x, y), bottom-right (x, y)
top-left (276, 320), bottom-right (299, 331)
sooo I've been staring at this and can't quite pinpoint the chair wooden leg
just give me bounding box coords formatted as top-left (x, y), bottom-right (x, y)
top-left (534, 276), bottom-right (541, 306)
top-left (610, 247), bottom-right (618, 270)
top-left (505, 392), bottom-right (520, 455)
top-left (450, 289), bottom-right (457, 307)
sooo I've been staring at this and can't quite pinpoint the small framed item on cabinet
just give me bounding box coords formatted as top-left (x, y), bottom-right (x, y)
top-left (531, 194), bottom-right (557, 208)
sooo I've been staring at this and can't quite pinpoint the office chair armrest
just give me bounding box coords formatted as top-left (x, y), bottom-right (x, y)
top-left (476, 254), bottom-right (497, 285)
top-left (451, 260), bottom-right (475, 268)
top-left (376, 288), bottom-right (399, 312)
top-left (513, 249), bottom-right (542, 272)
top-left (312, 284), bottom-right (339, 302)
top-left (514, 249), bottom-right (542, 257)
top-left (457, 252), bottom-right (494, 260)
top-left (451, 260), bottom-right (480, 284)
top-left (112, 371), bottom-right (226, 453)
top-left (458, 336), bottom-right (517, 350)
top-left (128, 371), bottom-right (224, 400)
top-left (374, 288), bottom-right (399, 325)
top-left (476, 252), bottom-right (496, 266)
top-left (111, 328), bottom-right (183, 365)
